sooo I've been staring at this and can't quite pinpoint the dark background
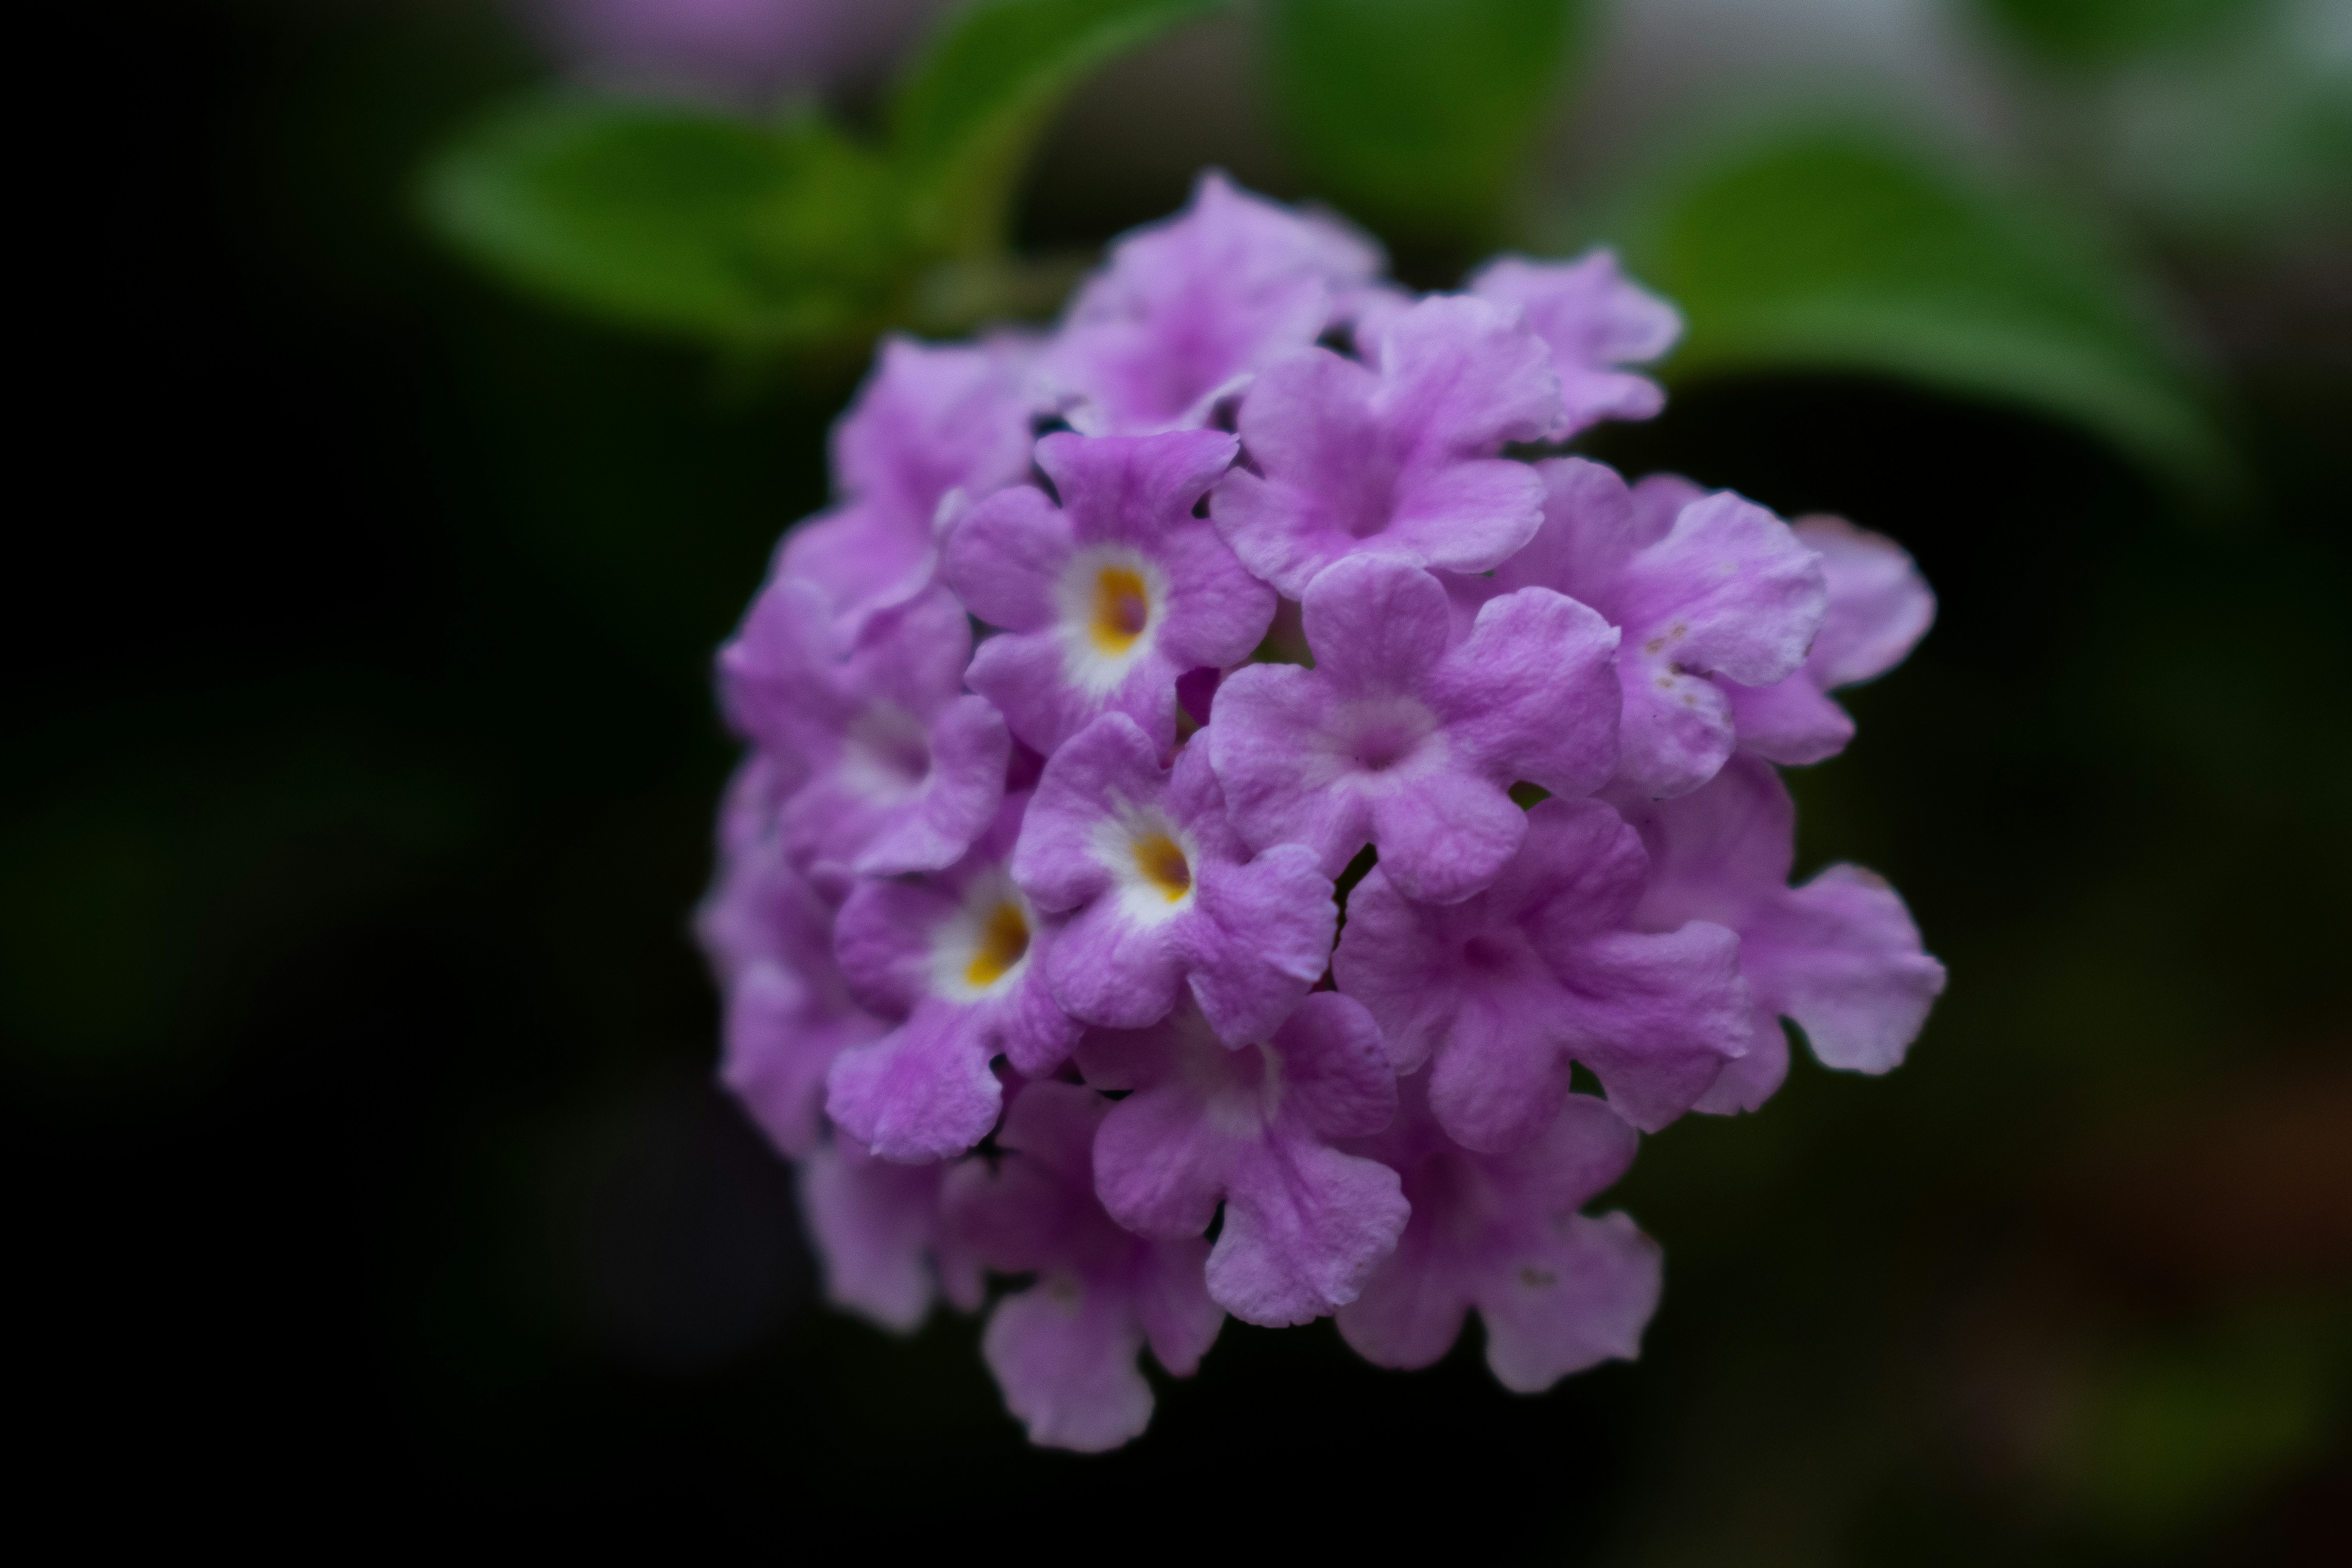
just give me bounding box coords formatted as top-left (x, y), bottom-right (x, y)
top-left (11, 1), bottom-right (2346, 1553)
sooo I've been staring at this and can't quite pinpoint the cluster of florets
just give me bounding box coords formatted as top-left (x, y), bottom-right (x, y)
top-left (698, 173), bottom-right (1946, 1451)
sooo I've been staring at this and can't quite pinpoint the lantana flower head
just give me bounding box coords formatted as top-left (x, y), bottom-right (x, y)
top-left (698, 172), bottom-right (1945, 1450)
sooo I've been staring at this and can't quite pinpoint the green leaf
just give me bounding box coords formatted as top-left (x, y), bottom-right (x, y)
top-left (1611, 130), bottom-right (2238, 500)
top-left (1261, 0), bottom-right (1588, 247)
top-left (423, 96), bottom-right (904, 347)
top-left (892, 0), bottom-right (1228, 257)
top-left (1973, 0), bottom-right (2261, 69)
top-left (2074, 1303), bottom-right (2341, 1543)
top-left (428, 5), bottom-right (1225, 349)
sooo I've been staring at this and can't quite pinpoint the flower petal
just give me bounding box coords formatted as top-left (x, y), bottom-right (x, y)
top-left (824, 998), bottom-right (1005, 1161)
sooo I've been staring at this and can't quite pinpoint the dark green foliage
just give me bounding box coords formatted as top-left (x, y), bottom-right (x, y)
top-left (1260, 0), bottom-right (1588, 250)
top-left (426, 101), bottom-right (902, 347)
top-left (1612, 129), bottom-right (2238, 501)
top-left (893, 0), bottom-right (1227, 256)
top-left (1975, 0), bottom-right (2265, 67)
top-left (423, 0), bottom-right (1226, 351)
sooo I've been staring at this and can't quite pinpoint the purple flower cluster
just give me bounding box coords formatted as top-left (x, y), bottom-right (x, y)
top-left (700, 173), bottom-right (1946, 1451)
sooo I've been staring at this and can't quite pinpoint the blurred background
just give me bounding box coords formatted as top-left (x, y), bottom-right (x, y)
top-left (11, 0), bottom-right (2348, 1552)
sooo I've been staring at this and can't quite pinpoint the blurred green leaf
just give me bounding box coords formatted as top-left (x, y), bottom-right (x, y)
top-left (428, 5), bottom-right (1225, 349)
top-left (424, 98), bottom-right (903, 347)
top-left (1975, 0), bottom-right (2262, 68)
top-left (0, 807), bottom-right (184, 1060)
top-left (2076, 1301), bottom-right (2344, 1543)
top-left (892, 0), bottom-right (1229, 256)
top-left (1261, 0), bottom-right (1587, 246)
top-left (2051, 0), bottom-right (2352, 240)
top-left (1614, 130), bottom-right (2237, 500)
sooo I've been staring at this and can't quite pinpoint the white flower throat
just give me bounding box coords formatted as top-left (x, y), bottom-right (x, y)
top-left (1056, 547), bottom-right (1169, 695)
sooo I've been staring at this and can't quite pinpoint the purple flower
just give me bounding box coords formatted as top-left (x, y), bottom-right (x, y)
top-left (1468, 249), bottom-right (1683, 437)
top-left (778, 334), bottom-right (1042, 642)
top-left (1724, 514), bottom-right (1938, 766)
top-left (1336, 1076), bottom-right (1660, 1390)
top-left (1210, 554), bottom-right (1621, 904)
top-left (1332, 796), bottom-right (1751, 1147)
top-left (825, 794), bottom-right (1082, 1161)
top-left (1042, 171), bottom-right (1383, 436)
top-left (696, 753), bottom-right (802, 978)
top-left (698, 175), bottom-right (1943, 1443)
top-left (718, 580), bottom-right (1008, 894)
top-left (1079, 994), bottom-right (1407, 1327)
top-left (1450, 458), bottom-right (1828, 802)
top-left (942, 1080), bottom-right (1223, 1452)
top-left (695, 781), bottom-right (887, 1158)
top-left (525, 0), bottom-right (951, 108)
top-left (1209, 294), bottom-right (1561, 597)
top-left (1011, 713), bottom-right (1334, 1043)
top-left (947, 430), bottom-right (1270, 755)
top-left (1619, 755), bottom-right (1946, 1113)
top-left (799, 1132), bottom-right (982, 1331)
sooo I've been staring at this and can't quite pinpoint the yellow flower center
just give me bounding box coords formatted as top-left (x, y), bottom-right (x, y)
top-left (964, 900), bottom-right (1031, 989)
top-left (1132, 832), bottom-right (1192, 902)
top-left (1089, 566), bottom-right (1152, 653)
